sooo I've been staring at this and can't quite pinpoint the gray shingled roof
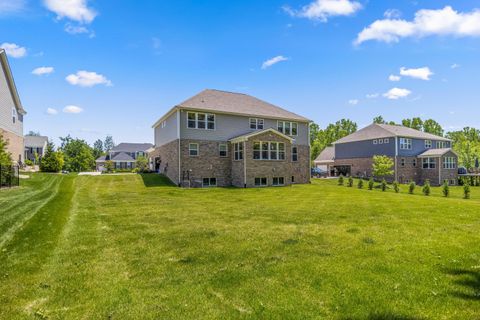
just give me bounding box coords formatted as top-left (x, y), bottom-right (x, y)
top-left (111, 143), bottom-right (153, 153)
top-left (111, 152), bottom-right (135, 161)
top-left (334, 123), bottom-right (450, 144)
top-left (314, 146), bottom-right (335, 163)
top-left (24, 135), bottom-right (48, 148)
top-left (178, 89), bottom-right (309, 122)
top-left (95, 155), bottom-right (107, 162)
top-left (418, 148), bottom-right (456, 157)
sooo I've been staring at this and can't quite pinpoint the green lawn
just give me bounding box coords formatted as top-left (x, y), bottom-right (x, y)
top-left (1, 174), bottom-right (479, 319)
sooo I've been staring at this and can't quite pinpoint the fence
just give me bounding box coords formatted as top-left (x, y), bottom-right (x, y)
top-left (0, 165), bottom-right (20, 189)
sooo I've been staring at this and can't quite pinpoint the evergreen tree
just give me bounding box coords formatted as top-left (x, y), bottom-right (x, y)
top-left (104, 135), bottom-right (115, 152)
top-left (93, 139), bottom-right (104, 159)
top-left (0, 133), bottom-right (12, 166)
top-left (40, 142), bottom-right (64, 172)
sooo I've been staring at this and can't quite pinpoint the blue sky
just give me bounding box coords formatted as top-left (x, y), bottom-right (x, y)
top-left (1, 0), bottom-right (480, 145)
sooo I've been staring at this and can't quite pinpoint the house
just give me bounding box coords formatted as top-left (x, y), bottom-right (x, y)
top-left (151, 89), bottom-right (310, 187)
top-left (0, 49), bottom-right (26, 165)
top-left (95, 143), bottom-right (153, 171)
top-left (329, 123), bottom-right (458, 185)
top-left (313, 146), bottom-right (335, 176)
top-left (24, 135), bottom-right (48, 164)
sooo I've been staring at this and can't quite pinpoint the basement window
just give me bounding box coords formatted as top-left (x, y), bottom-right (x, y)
top-left (254, 177), bottom-right (267, 186)
top-left (202, 178), bottom-right (217, 187)
top-left (272, 177), bottom-right (285, 186)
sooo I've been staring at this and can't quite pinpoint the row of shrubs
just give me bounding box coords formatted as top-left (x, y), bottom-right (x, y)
top-left (338, 176), bottom-right (471, 199)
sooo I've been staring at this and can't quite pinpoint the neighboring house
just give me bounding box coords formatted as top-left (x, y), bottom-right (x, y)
top-left (0, 49), bottom-right (26, 165)
top-left (313, 146), bottom-right (335, 176)
top-left (329, 123), bottom-right (458, 185)
top-left (24, 135), bottom-right (48, 163)
top-left (151, 89), bottom-right (310, 187)
top-left (96, 143), bottom-right (153, 171)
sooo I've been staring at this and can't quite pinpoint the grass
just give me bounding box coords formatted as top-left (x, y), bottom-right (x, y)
top-left (1, 174), bottom-right (480, 319)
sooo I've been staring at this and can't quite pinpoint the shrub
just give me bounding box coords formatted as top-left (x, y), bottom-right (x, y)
top-left (393, 180), bottom-right (400, 193)
top-left (338, 175), bottom-right (344, 186)
top-left (104, 160), bottom-right (114, 173)
top-left (368, 178), bottom-right (374, 190)
top-left (381, 179), bottom-right (387, 192)
top-left (347, 176), bottom-right (354, 187)
top-left (357, 179), bottom-right (364, 189)
top-left (422, 180), bottom-right (431, 196)
top-left (135, 156), bottom-right (149, 173)
top-left (40, 142), bottom-right (64, 173)
top-left (464, 183), bottom-right (471, 199)
top-left (409, 181), bottom-right (416, 194)
top-left (442, 180), bottom-right (450, 197)
top-left (25, 159), bottom-right (34, 166)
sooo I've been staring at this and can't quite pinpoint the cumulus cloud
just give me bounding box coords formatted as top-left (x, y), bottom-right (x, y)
top-left (66, 71), bottom-right (112, 87)
top-left (283, 0), bottom-right (362, 22)
top-left (451, 63), bottom-right (461, 69)
top-left (43, 0), bottom-right (96, 24)
top-left (366, 93), bottom-right (379, 99)
top-left (389, 74), bottom-right (401, 81)
top-left (261, 56), bottom-right (289, 69)
top-left (46, 107), bottom-right (58, 115)
top-left (384, 9), bottom-right (402, 19)
top-left (0, 43), bottom-right (27, 58)
top-left (383, 87), bottom-right (412, 100)
top-left (355, 6), bottom-right (480, 45)
top-left (63, 105), bottom-right (83, 114)
top-left (348, 99), bottom-right (359, 105)
top-left (400, 67), bottom-right (433, 80)
top-left (32, 67), bottom-right (55, 76)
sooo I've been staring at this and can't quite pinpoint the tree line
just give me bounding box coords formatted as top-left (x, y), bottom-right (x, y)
top-left (310, 116), bottom-right (480, 170)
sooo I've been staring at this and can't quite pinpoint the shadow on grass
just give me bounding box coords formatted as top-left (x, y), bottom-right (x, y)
top-left (444, 268), bottom-right (480, 300)
top-left (342, 313), bottom-right (423, 320)
top-left (140, 173), bottom-right (176, 188)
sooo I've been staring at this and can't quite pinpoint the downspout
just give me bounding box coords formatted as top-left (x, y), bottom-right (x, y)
top-left (243, 140), bottom-right (247, 188)
top-left (177, 109), bottom-right (181, 186)
top-left (438, 156), bottom-right (441, 186)
top-left (394, 137), bottom-right (398, 182)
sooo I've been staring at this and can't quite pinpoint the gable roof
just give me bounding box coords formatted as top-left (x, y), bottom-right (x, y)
top-left (111, 152), bottom-right (135, 161)
top-left (314, 146), bottom-right (335, 163)
top-left (111, 143), bottom-right (153, 153)
top-left (418, 148), bottom-right (457, 158)
top-left (228, 128), bottom-right (294, 143)
top-left (334, 123), bottom-right (451, 144)
top-left (24, 135), bottom-right (48, 148)
top-left (153, 89), bottom-right (310, 127)
top-left (0, 49), bottom-right (26, 115)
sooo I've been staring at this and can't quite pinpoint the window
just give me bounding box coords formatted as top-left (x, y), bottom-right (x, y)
top-left (400, 138), bottom-right (412, 150)
top-left (252, 141), bottom-right (285, 160)
top-left (400, 158), bottom-right (405, 167)
top-left (443, 157), bottom-right (456, 169)
top-left (202, 178), bottom-right (217, 187)
top-left (161, 121), bottom-right (166, 128)
top-left (189, 143), bottom-right (199, 156)
top-left (379, 139), bottom-right (383, 144)
top-left (234, 143), bottom-right (243, 161)
top-left (254, 177), bottom-right (267, 186)
top-left (422, 157), bottom-right (436, 169)
top-left (384, 138), bottom-right (389, 144)
top-left (425, 140), bottom-right (432, 148)
top-left (249, 118), bottom-right (264, 130)
top-left (413, 159), bottom-right (417, 167)
top-left (219, 144), bottom-right (228, 157)
top-left (273, 177), bottom-right (285, 186)
top-left (373, 139), bottom-right (378, 145)
top-left (12, 108), bottom-right (16, 124)
top-left (292, 146), bottom-right (298, 162)
top-left (450, 179), bottom-right (456, 185)
top-left (436, 141), bottom-right (449, 148)
top-left (187, 112), bottom-right (215, 130)
top-left (291, 176), bottom-right (295, 183)
top-left (277, 121), bottom-right (298, 136)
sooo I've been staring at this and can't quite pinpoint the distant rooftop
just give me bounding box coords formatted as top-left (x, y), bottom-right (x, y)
top-left (314, 146), bottom-right (335, 163)
top-left (111, 143), bottom-right (153, 153)
top-left (24, 135), bottom-right (48, 148)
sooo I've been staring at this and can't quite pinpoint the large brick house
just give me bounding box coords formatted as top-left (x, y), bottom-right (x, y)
top-left (95, 143), bottom-right (153, 171)
top-left (151, 89), bottom-right (310, 187)
top-left (315, 123), bottom-right (458, 186)
top-left (0, 49), bottom-right (26, 165)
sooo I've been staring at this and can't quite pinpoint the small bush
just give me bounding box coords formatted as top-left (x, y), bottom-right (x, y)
top-left (409, 181), bottom-right (416, 194)
top-left (381, 179), bottom-right (387, 192)
top-left (25, 159), bottom-right (34, 166)
top-left (422, 180), bottom-right (431, 196)
top-left (347, 176), bottom-right (354, 187)
top-left (464, 183), bottom-right (471, 199)
top-left (338, 175), bottom-right (344, 186)
top-left (358, 179), bottom-right (364, 189)
top-left (442, 180), bottom-right (450, 197)
top-left (393, 181), bottom-right (400, 193)
top-left (368, 178), bottom-right (374, 190)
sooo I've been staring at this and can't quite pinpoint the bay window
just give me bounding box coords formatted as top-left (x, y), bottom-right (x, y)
top-left (252, 141), bottom-right (285, 160)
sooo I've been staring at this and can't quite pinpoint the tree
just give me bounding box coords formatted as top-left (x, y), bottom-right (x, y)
top-left (27, 131), bottom-right (41, 136)
top-left (60, 137), bottom-right (95, 172)
top-left (310, 119), bottom-right (357, 160)
top-left (373, 116), bottom-right (385, 124)
top-left (104, 135), bottom-right (115, 152)
top-left (40, 142), bottom-right (64, 172)
top-left (422, 180), bottom-right (431, 196)
top-left (423, 119), bottom-right (444, 137)
top-left (105, 160), bottom-right (114, 173)
top-left (442, 180), bottom-right (450, 197)
top-left (372, 155), bottom-right (394, 178)
top-left (402, 117), bottom-right (423, 131)
top-left (0, 133), bottom-right (12, 166)
top-left (135, 156), bottom-right (149, 173)
top-left (93, 139), bottom-right (104, 159)
top-left (447, 127), bottom-right (480, 170)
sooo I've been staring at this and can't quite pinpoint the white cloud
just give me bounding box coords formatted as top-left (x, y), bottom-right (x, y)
top-left (0, 0), bottom-right (26, 14)
top-left (451, 63), bottom-right (461, 69)
top-left (348, 99), bottom-right (359, 105)
top-left (355, 6), bottom-right (480, 45)
top-left (63, 105), bottom-right (83, 114)
top-left (32, 67), bottom-right (55, 76)
top-left (366, 93), bottom-right (379, 99)
top-left (283, 0), bottom-right (362, 22)
top-left (389, 74), bottom-right (401, 81)
top-left (383, 87), bottom-right (412, 100)
top-left (0, 43), bottom-right (27, 58)
top-left (261, 56), bottom-right (289, 69)
top-left (43, 0), bottom-right (96, 24)
top-left (400, 66), bottom-right (433, 80)
top-left (46, 107), bottom-right (58, 115)
top-left (384, 9), bottom-right (402, 19)
top-left (66, 71), bottom-right (112, 87)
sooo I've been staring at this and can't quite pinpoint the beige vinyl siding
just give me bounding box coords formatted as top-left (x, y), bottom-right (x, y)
top-left (154, 111), bottom-right (178, 147)
top-left (0, 61), bottom-right (22, 136)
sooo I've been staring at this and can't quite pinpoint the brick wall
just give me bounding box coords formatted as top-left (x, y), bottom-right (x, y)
top-left (0, 128), bottom-right (23, 164)
top-left (150, 139), bottom-right (180, 185)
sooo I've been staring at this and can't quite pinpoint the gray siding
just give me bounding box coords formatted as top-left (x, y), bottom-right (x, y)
top-left (154, 111), bottom-right (178, 147)
top-left (335, 138), bottom-right (395, 159)
top-left (179, 110), bottom-right (309, 145)
top-left (398, 138), bottom-right (451, 157)
top-left (0, 62), bottom-right (22, 136)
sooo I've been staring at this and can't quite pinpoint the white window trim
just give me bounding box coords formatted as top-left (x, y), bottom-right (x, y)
top-left (443, 157), bottom-right (456, 169)
top-left (253, 141), bottom-right (286, 161)
top-left (187, 112), bottom-right (216, 131)
top-left (373, 139), bottom-right (378, 145)
top-left (422, 157), bottom-right (436, 169)
top-left (249, 118), bottom-right (264, 130)
top-left (425, 140), bottom-right (432, 148)
top-left (277, 121), bottom-right (298, 136)
top-left (234, 142), bottom-right (243, 161)
top-left (12, 107), bottom-right (17, 124)
top-left (399, 138), bottom-right (412, 150)
top-left (219, 143), bottom-right (228, 157)
top-left (292, 146), bottom-right (298, 162)
top-left (384, 138), bottom-right (389, 144)
top-left (189, 143), bottom-right (199, 157)
top-left (379, 139), bottom-right (384, 144)
top-left (254, 177), bottom-right (268, 187)
top-left (272, 177), bottom-right (285, 186)
top-left (202, 177), bottom-right (217, 187)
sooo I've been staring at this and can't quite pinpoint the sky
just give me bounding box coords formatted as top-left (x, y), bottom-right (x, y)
top-left (1, 0), bottom-right (480, 145)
